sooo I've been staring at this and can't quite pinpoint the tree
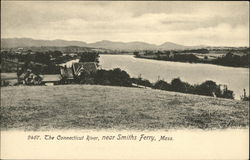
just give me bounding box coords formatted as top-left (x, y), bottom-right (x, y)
top-left (153, 80), bottom-right (171, 90)
top-left (171, 78), bottom-right (187, 92)
top-left (34, 52), bottom-right (50, 65)
top-left (133, 51), bottom-right (140, 57)
top-left (110, 68), bottom-right (131, 86)
top-left (220, 88), bottom-right (234, 99)
top-left (93, 68), bottom-right (132, 87)
top-left (79, 52), bottom-right (99, 65)
top-left (49, 50), bottom-right (63, 58)
top-left (196, 80), bottom-right (221, 97)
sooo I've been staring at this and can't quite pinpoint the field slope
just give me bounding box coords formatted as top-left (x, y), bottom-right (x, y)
top-left (1, 85), bottom-right (249, 131)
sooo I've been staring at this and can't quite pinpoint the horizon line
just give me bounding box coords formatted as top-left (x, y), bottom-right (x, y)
top-left (1, 36), bottom-right (249, 48)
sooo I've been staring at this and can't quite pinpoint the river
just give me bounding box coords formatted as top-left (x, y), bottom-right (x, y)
top-left (99, 54), bottom-right (249, 100)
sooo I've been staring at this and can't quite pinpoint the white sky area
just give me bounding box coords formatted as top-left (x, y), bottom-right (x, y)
top-left (1, 1), bottom-right (249, 46)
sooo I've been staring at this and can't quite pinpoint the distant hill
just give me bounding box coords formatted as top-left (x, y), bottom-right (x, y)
top-left (159, 41), bottom-right (189, 50)
top-left (88, 40), bottom-right (158, 50)
top-left (1, 38), bottom-right (88, 48)
top-left (1, 38), bottom-right (205, 50)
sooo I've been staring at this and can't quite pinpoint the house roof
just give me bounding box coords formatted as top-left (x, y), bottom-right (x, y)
top-left (72, 62), bottom-right (97, 76)
top-left (60, 68), bottom-right (74, 79)
top-left (42, 74), bottom-right (62, 82)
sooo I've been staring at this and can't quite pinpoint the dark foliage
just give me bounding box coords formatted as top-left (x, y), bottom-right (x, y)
top-left (93, 68), bottom-right (132, 87)
top-left (48, 50), bottom-right (63, 59)
top-left (172, 54), bottom-right (199, 63)
top-left (133, 51), bottom-right (139, 57)
top-left (136, 49), bottom-right (250, 67)
top-left (195, 80), bottom-right (221, 97)
top-left (153, 79), bottom-right (234, 99)
top-left (79, 52), bottom-right (100, 64)
top-left (213, 52), bottom-right (249, 67)
top-left (153, 80), bottom-right (171, 90)
top-left (242, 96), bottom-right (250, 101)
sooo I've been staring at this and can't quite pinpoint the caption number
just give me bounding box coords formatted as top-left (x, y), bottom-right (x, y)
top-left (27, 135), bottom-right (41, 140)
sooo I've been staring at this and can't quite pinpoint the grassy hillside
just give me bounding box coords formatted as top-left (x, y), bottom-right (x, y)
top-left (1, 85), bottom-right (249, 131)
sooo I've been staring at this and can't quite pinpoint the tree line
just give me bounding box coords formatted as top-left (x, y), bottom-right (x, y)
top-left (72, 67), bottom-right (235, 100)
top-left (134, 50), bottom-right (249, 68)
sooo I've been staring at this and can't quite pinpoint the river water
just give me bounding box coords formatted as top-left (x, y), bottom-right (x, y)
top-left (99, 54), bottom-right (249, 100)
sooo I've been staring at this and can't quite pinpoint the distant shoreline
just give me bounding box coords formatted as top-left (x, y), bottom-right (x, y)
top-left (134, 55), bottom-right (249, 69)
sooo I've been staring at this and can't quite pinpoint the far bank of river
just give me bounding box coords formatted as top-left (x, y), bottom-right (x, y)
top-left (99, 54), bottom-right (249, 100)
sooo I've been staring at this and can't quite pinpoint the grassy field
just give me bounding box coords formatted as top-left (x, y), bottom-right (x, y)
top-left (1, 85), bottom-right (249, 131)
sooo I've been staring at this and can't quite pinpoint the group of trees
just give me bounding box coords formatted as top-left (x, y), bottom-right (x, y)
top-left (1, 50), bottom-right (64, 75)
top-left (79, 52), bottom-right (100, 64)
top-left (134, 49), bottom-right (249, 68)
top-left (153, 78), bottom-right (234, 99)
top-left (73, 66), bottom-right (235, 99)
top-left (178, 49), bottom-right (209, 54)
top-left (212, 52), bottom-right (249, 67)
top-left (93, 68), bottom-right (132, 87)
top-left (171, 54), bottom-right (199, 63)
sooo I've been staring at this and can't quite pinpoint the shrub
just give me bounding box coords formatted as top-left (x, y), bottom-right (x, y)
top-left (219, 88), bottom-right (234, 99)
top-left (153, 78), bottom-right (234, 99)
top-left (153, 80), bottom-right (171, 90)
top-left (195, 80), bottom-right (221, 97)
top-left (94, 68), bottom-right (132, 87)
top-left (79, 52), bottom-right (99, 65)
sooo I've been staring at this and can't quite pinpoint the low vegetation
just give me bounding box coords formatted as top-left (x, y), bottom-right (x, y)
top-left (1, 85), bottom-right (248, 131)
top-left (153, 78), bottom-right (234, 99)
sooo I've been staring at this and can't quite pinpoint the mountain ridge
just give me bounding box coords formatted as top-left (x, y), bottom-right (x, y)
top-left (1, 37), bottom-right (206, 50)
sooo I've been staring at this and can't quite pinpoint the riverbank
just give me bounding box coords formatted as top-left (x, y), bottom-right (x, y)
top-left (135, 55), bottom-right (249, 68)
top-left (1, 85), bottom-right (248, 130)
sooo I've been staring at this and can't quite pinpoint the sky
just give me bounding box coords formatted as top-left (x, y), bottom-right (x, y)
top-left (1, 1), bottom-right (249, 46)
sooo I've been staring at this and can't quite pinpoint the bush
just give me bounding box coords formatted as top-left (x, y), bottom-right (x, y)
top-left (153, 80), bottom-right (171, 90)
top-left (242, 96), bottom-right (250, 101)
top-left (220, 89), bottom-right (234, 99)
top-left (79, 52), bottom-right (99, 65)
top-left (173, 54), bottom-right (199, 63)
top-left (195, 80), bottom-right (221, 97)
top-left (153, 78), bottom-right (234, 99)
top-left (94, 68), bottom-right (132, 87)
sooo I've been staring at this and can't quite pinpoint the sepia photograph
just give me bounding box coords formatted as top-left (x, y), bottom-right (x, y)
top-left (0, 1), bottom-right (249, 159)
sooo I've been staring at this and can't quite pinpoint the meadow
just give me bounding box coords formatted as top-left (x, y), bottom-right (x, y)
top-left (1, 85), bottom-right (249, 131)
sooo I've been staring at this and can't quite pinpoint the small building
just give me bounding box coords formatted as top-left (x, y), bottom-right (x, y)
top-left (41, 74), bottom-right (62, 86)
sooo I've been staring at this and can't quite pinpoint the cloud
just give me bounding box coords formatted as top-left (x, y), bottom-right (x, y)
top-left (1, 1), bottom-right (249, 46)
